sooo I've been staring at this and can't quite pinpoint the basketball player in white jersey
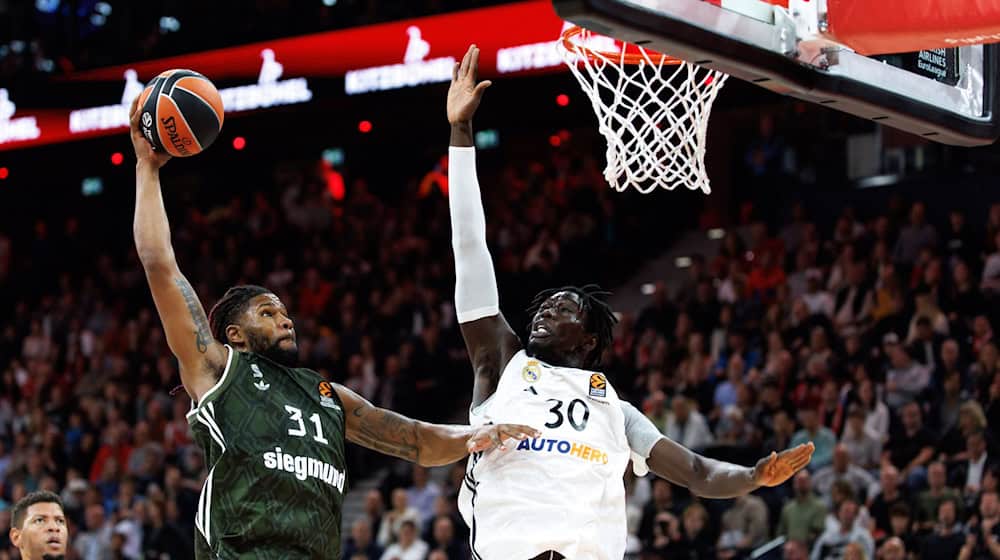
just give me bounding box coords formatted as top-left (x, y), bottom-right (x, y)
top-left (447, 45), bottom-right (815, 560)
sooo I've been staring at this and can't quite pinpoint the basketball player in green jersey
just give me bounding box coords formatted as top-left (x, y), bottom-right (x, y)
top-left (127, 98), bottom-right (538, 559)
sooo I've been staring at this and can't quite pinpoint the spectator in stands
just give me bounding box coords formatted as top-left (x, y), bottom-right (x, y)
top-left (718, 493), bottom-right (769, 555)
top-left (784, 539), bottom-right (810, 560)
top-left (639, 479), bottom-right (689, 550)
top-left (833, 260), bottom-right (873, 337)
top-left (777, 470), bottom-right (828, 546)
top-left (824, 480), bottom-right (871, 534)
top-left (915, 462), bottom-right (963, 528)
top-left (379, 519), bottom-right (427, 560)
top-left (73, 503), bottom-right (112, 559)
top-left (952, 430), bottom-right (994, 497)
top-left (883, 401), bottom-right (935, 490)
top-left (427, 516), bottom-right (468, 560)
top-left (841, 541), bottom-right (867, 560)
top-left (920, 498), bottom-right (965, 560)
top-left (802, 271), bottom-right (835, 318)
top-left (793, 406), bottom-right (837, 471)
top-left (747, 250), bottom-right (786, 305)
top-left (813, 445), bottom-right (876, 507)
top-left (885, 503), bottom-right (919, 555)
top-left (939, 401), bottom-right (989, 464)
top-left (959, 490), bottom-right (1000, 560)
top-left (344, 518), bottom-right (383, 560)
top-left (932, 370), bottom-right (965, 440)
top-left (841, 405), bottom-right (882, 472)
top-left (663, 395), bottom-right (714, 452)
top-left (713, 354), bottom-right (747, 416)
top-left (869, 465), bottom-right (908, 537)
top-left (907, 316), bottom-right (944, 369)
top-left (856, 379), bottom-right (890, 444)
top-left (981, 231), bottom-right (1000, 296)
top-left (377, 488), bottom-right (421, 547)
top-left (406, 466), bottom-right (441, 528)
top-left (893, 202), bottom-right (937, 268)
top-left (878, 536), bottom-right (906, 560)
top-left (811, 499), bottom-right (874, 560)
top-left (675, 502), bottom-right (714, 560)
top-left (884, 342), bottom-right (931, 409)
top-left (764, 409), bottom-right (796, 457)
top-left (945, 260), bottom-right (985, 328)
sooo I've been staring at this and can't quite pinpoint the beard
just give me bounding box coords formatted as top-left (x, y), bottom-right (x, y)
top-left (245, 329), bottom-right (299, 366)
top-left (42, 555), bottom-right (66, 560)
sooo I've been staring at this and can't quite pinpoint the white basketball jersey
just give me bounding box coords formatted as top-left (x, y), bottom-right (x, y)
top-left (458, 350), bottom-right (630, 559)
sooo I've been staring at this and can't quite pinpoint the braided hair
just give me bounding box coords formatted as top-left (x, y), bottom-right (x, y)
top-left (208, 285), bottom-right (271, 344)
top-left (526, 284), bottom-right (618, 368)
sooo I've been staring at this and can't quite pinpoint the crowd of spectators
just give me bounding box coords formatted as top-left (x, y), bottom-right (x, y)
top-left (1, 120), bottom-right (1000, 559)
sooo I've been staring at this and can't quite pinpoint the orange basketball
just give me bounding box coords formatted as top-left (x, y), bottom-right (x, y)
top-left (137, 69), bottom-right (224, 157)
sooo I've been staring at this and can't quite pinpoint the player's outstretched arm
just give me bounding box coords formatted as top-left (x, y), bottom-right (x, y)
top-left (337, 384), bottom-right (539, 466)
top-left (130, 97), bottom-right (227, 403)
top-left (648, 437), bottom-right (815, 499)
top-left (447, 45), bottom-right (522, 408)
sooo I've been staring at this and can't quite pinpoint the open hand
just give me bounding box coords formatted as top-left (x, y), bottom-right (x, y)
top-left (466, 424), bottom-right (540, 453)
top-left (129, 95), bottom-right (171, 169)
top-left (752, 442), bottom-right (814, 487)
top-left (447, 45), bottom-right (492, 124)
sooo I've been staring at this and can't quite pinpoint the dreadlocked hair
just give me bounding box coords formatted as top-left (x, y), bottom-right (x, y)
top-left (208, 285), bottom-right (272, 344)
top-left (526, 284), bottom-right (618, 368)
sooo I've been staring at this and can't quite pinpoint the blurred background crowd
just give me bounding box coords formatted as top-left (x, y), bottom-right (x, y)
top-left (0, 124), bottom-right (998, 560)
top-left (3, 1), bottom-right (1000, 559)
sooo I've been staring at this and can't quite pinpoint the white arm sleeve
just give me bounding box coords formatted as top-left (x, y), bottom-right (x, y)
top-left (621, 400), bottom-right (666, 476)
top-left (448, 146), bottom-right (500, 323)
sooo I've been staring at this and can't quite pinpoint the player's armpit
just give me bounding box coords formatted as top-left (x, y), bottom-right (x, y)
top-left (458, 315), bottom-right (522, 407)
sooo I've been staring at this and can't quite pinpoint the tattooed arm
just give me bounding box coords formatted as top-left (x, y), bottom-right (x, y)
top-left (130, 97), bottom-right (226, 403)
top-left (336, 385), bottom-right (539, 467)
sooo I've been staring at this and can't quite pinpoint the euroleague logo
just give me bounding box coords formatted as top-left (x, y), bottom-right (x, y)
top-left (140, 111), bottom-right (154, 144)
top-left (589, 373), bottom-right (607, 398)
top-left (318, 381), bottom-right (340, 410)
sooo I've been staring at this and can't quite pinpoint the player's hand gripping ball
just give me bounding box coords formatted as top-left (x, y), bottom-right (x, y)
top-left (137, 69), bottom-right (224, 157)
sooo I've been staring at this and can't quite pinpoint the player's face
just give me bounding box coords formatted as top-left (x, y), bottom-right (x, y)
top-left (242, 293), bottom-right (298, 364)
top-left (527, 291), bottom-right (596, 367)
top-left (10, 502), bottom-right (67, 560)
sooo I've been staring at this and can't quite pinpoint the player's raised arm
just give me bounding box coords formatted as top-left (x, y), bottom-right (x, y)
top-left (447, 45), bottom-right (522, 407)
top-left (130, 97), bottom-right (227, 403)
top-left (621, 401), bottom-right (814, 498)
top-left (336, 384), bottom-right (538, 467)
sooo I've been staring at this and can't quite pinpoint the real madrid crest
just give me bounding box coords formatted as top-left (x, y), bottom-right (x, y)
top-left (522, 360), bottom-right (541, 383)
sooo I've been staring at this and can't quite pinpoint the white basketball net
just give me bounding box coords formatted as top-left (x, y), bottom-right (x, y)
top-left (558, 27), bottom-right (728, 194)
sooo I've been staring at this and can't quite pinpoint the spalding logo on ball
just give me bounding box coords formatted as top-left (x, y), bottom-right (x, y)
top-left (138, 69), bottom-right (224, 157)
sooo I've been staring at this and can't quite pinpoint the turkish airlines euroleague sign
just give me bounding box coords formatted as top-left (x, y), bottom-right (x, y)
top-left (0, 1), bottom-right (567, 151)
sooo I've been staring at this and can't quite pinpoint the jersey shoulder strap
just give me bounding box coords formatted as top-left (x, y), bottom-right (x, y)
top-left (185, 345), bottom-right (238, 424)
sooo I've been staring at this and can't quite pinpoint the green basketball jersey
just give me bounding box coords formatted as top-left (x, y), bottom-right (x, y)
top-left (186, 346), bottom-right (347, 559)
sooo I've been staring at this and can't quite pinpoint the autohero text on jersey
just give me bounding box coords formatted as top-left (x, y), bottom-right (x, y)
top-left (262, 447), bottom-right (346, 492)
top-left (515, 437), bottom-right (610, 464)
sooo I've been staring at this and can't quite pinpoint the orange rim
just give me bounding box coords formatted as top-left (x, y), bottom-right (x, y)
top-left (561, 25), bottom-right (684, 66)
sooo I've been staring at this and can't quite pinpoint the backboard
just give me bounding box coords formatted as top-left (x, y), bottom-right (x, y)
top-left (553, 0), bottom-right (1000, 146)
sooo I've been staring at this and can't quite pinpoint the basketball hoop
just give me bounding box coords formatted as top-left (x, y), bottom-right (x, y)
top-left (559, 25), bottom-right (728, 194)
